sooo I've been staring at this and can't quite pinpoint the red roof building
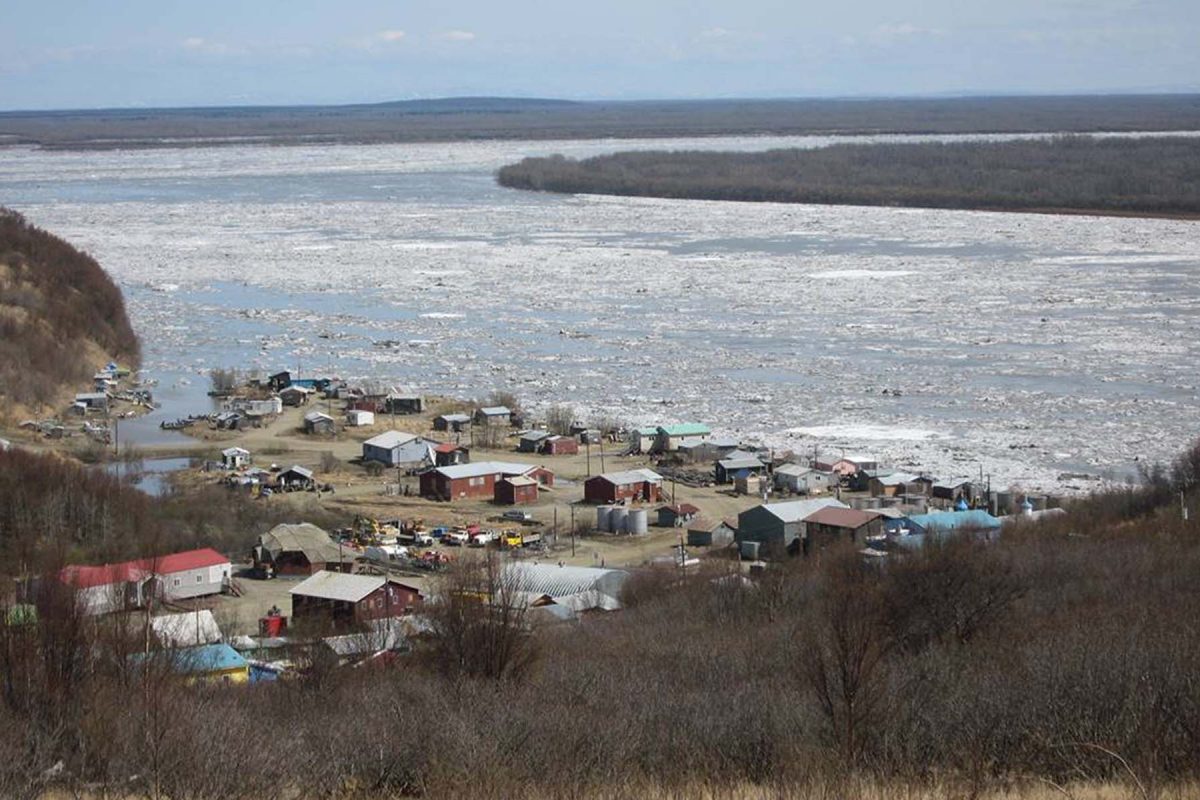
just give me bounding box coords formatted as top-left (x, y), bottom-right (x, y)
top-left (60, 548), bottom-right (232, 615)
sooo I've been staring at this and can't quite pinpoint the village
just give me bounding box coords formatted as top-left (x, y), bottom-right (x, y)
top-left (5, 365), bottom-right (1069, 685)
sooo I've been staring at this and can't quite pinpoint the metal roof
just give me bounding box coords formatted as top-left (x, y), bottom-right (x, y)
top-left (505, 563), bottom-right (629, 610)
top-left (131, 643), bottom-right (247, 674)
top-left (874, 472), bottom-right (921, 486)
top-left (291, 570), bottom-right (386, 603)
top-left (437, 413), bottom-right (472, 422)
top-left (363, 430), bottom-right (419, 449)
top-left (803, 507), bottom-right (880, 529)
top-left (592, 468), bottom-right (663, 486)
top-left (502, 475), bottom-right (538, 487)
top-left (303, 411), bottom-right (334, 423)
top-left (657, 423), bottom-right (711, 436)
top-left (258, 523), bottom-right (344, 564)
top-left (908, 510), bottom-right (1001, 531)
top-left (756, 498), bottom-right (848, 523)
top-left (775, 463), bottom-right (822, 477)
top-left (282, 465), bottom-right (314, 479)
top-left (520, 430), bottom-right (552, 441)
top-left (221, 447), bottom-right (249, 457)
top-left (435, 461), bottom-right (534, 480)
top-left (718, 456), bottom-right (765, 470)
top-left (479, 406), bottom-right (511, 415)
top-left (151, 610), bottom-right (223, 648)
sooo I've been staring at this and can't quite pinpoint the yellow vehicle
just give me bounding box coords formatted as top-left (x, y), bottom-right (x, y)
top-left (503, 530), bottom-right (543, 549)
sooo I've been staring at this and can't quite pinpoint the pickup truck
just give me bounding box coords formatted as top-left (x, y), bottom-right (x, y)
top-left (468, 530), bottom-right (499, 547)
top-left (444, 531), bottom-right (470, 547)
top-left (501, 510), bottom-right (534, 523)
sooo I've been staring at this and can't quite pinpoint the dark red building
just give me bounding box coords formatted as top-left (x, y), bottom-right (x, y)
top-left (583, 469), bottom-right (664, 504)
top-left (419, 461), bottom-right (538, 502)
top-left (540, 435), bottom-right (580, 456)
top-left (495, 475), bottom-right (539, 505)
top-left (290, 571), bottom-right (422, 627)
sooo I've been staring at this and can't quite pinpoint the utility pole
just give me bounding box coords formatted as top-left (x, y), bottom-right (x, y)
top-left (585, 439), bottom-right (591, 476)
top-left (570, 505), bottom-right (576, 558)
top-left (599, 436), bottom-right (606, 473)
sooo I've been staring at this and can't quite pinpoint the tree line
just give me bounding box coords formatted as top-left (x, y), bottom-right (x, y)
top-left (497, 135), bottom-right (1200, 217)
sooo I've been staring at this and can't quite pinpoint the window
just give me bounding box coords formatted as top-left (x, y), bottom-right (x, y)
top-left (196, 575), bottom-right (203, 584)
top-left (173, 578), bottom-right (181, 588)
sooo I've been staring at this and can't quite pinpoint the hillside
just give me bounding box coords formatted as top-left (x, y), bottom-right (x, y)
top-left (0, 208), bottom-right (139, 413)
top-left (497, 135), bottom-right (1200, 218)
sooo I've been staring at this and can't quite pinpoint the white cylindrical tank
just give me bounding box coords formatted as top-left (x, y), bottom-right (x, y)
top-left (596, 506), bottom-right (613, 532)
top-left (610, 507), bottom-right (629, 533)
top-left (628, 508), bottom-right (648, 535)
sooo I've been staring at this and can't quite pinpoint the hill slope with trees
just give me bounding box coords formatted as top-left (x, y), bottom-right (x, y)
top-left (0, 208), bottom-right (140, 413)
top-left (497, 135), bottom-right (1200, 218)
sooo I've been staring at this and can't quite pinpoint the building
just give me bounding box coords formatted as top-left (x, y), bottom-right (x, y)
top-left (736, 498), bottom-right (850, 556)
top-left (802, 507), bottom-right (884, 550)
top-left (678, 437), bottom-right (740, 463)
top-left (303, 411), bottom-right (336, 435)
top-left (419, 461), bottom-right (542, 502)
top-left (495, 475), bottom-right (539, 505)
top-left (655, 423), bottom-right (711, 452)
top-left (279, 385), bottom-right (313, 407)
top-left (221, 447), bottom-right (250, 469)
top-left (384, 391), bottom-right (424, 415)
top-left (899, 510), bottom-right (1003, 548)
top-left (631, 427), bottom-right (661, 454)
top-left (814, 455), bottom-right (877, 478)
top-left (268, 371), bottom-right (292, 391)
top-left (433, 442), bottom-right (470, 467)
top-left (433, 413), bottom-right (472, 432)
top-left (686, 517), bottom-right (737, 547)
top-left (518, 430), bottom-right (552, 452)
top-left (932, 479), bottom-right (976, 503)
top-left (506, 563), bottom-right (629, 612)
top-left (74, 392), bottom-right (109, 413)
top-left (714, 451), bottom-right (768, 484)
top-left (773, 464), bottom-right (834, 495)
top-left (361, 430), bottom-right (434, 468)
top-left (583, 469), bottom-right (664, 504)
top-left (253, 523), bottom-right (349, 576)
top-left (866, 472), bottom-right (928, 497)
top-left (132, 643), bottom-right (250, 685)
top-left (345, 409), bottom-right (375, 427)
top-left (290, 571), bottom-right (419, 627)
top-left (277, 465), bottom-right (315, 490)
top-left (60, 548), bottom-right (232, 616)
top-left (540, 435), bottom-right (579, 456)
top-left (475, 406), bottom-right (512, 426)
top-left (657, 503), bottom-right (700, 527)
top-left (151, 610), bottom-right (223, 648)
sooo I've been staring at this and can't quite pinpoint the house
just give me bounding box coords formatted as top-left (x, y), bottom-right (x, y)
top-left (505, 563), bottom-right (629, 613)
top-left (132, 643), bottom-right (250, 685)
top-left (253, 523), bottom-right (350, 575)
top-left (221, 447), bottom-right (250, 469)
top-left (518, 430), bottom-right (552, 453)
top-left (540, 435), bottom-right (579, 456)
top-left (345, 409), bottom-right (375, 427)
top-left (384, 391), bottom-right (424, 415)
top-left (866, 472), bottom-right (929, 497)
top-left (419, 461), bottom-right (541, 502)
top-left (268, 371), bottom-right (292, 391)
top-left (433, 413), bottom-right (472, 432)
top-left (686, 517), bottom-right (737, 547)
top-left (213, 411), bottom-right (243, 430)
top-left (495, 475), bottom-right (539, 505)
top-left (814, 455), bottom-right (877, 478)
top-left (714, 451), bottom-right (768, 484)
top-left (736, 498), bottom-right (850, 556)
top-left (475, 406), bottom-right (512, 426)
top-left (277, 465), bottom-right (315, 490)
top-left (773, 464), bottom-right (834, 495)
top-left (151, 610), bottom-right (223, 648)
top-left (631, 427), bottom-right (661, 454)
top-left (303, 411), bottom-right (336, 435)
top-left (803, 507), bottom-right (884, 550)
top-left (932, 479), bottom-right (976, 503)
top-left (290, 570), bottom-right (419, 627)
top-left (74, 392), bottom-right (109, 413)
top-left (361, 431), bottom-right (435, 469)
top-left (657, 503), bottom-right (700, 528)
top-left (678, 437), bottom-right (740, 463)
top-left (899, 510), bottom-right (1003, 548)
top-left (655, 423), bottom-right (711, 452)
top-left (60, 548), bottom-right (232, 616)
top-left (433, 442), bottom-right (470, 467)
top-left (279, 385), bottom-right (313, 407)
top-left (583, 469), bottom-right (664, 504)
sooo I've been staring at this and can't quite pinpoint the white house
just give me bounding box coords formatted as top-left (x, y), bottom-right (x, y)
top-left (221, 447), bottom-right (251, 469)
top-left (60, 548), bottom-right (232, 616)
top-left (362, 430), bottom-right (435, 468)
top-left (773, 464), bottom-right (835, 495)
top-left (346, 409), bottom-right (375, 427)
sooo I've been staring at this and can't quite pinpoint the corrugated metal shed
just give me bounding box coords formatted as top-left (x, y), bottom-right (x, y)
top-left (291, 571), bottom-right (385, 603)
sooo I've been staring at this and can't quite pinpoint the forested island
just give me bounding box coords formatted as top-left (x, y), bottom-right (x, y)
top-left (497, 135), bottom-right (1200, 218)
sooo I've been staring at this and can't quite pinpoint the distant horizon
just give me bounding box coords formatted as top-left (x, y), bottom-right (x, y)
top-left (5, 88), bottom-right (1200, 116)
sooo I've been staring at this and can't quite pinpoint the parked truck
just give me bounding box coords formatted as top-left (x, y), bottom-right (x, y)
top-left (502, 530), bottom-right (543, 549)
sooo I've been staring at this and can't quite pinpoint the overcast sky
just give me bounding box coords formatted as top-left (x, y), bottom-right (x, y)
top-left (2, 0), bottom-right (1198, 110)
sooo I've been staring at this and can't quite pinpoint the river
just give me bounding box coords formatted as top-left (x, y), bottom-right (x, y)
top-left (3, 132), bottom-right (1198, 493)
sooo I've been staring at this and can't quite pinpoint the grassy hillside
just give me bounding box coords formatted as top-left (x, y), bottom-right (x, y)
top-left (0, 208), bottom-right (139, 413)
top-left (497, 135), bottom-right (1200, 217)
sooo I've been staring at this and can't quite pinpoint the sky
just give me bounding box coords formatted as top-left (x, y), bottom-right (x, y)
top-left (1, 0), bottom-right (1198, 110)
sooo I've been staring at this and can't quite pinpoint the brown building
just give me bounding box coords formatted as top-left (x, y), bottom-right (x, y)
top-left (495, 475), bottom-right (539, 505)
top-left (252, 523), bottom-right (352, 576)
top-left (584, 469), bottom-right (664, 504)
top-left (419, 461), bottom-right (540, 502)
top-left (540, 435), bottom-right (580, 456)
top-left (290, 571), bottom-right (421, 628)
top-left (802, 507), bottom-right (883, 548)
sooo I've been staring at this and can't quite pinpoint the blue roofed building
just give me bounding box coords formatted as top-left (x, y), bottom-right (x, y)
top-left (893, 509), bottom-right (1003, 550)
top-left (130, 643), bottom-right (250, 684)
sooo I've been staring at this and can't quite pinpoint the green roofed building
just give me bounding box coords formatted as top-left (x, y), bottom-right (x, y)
top-left (656, 423), bottom-right (712, 452)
